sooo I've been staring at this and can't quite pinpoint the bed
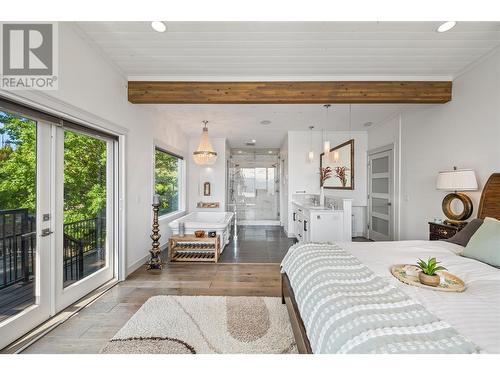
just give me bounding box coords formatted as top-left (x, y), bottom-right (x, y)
top-left (281, 173), bottom-right (500, 354)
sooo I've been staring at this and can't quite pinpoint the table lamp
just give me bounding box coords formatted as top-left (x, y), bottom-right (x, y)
top-left (436, 167), bottom-right (478, 226)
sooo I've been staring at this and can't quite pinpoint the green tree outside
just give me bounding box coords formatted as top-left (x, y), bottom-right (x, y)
top-left (154, 149), bottom-right (179, 216)
top-left (0, 111), bottom-right (107, 224)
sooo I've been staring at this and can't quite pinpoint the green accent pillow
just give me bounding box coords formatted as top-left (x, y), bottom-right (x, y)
top-left (463, 217), bottom-right (500, 267)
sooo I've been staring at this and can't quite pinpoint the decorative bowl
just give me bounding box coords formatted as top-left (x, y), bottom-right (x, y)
top-left (418, 272), bottom-right (440, 287)
top-left (194, 230), bottom-right (205, 238)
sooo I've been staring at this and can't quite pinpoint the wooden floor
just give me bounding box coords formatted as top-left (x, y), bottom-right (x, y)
top-left (22, 262), bottom-right (281, 354)
top-left (21, 228), bottom-right (371, 354)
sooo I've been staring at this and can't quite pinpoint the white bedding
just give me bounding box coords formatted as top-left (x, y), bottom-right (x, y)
top-left (337, 240), bottom-right (500, 353)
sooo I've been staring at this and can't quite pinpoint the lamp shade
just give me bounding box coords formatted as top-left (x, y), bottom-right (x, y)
top-left (436, 169), bottom-right (478, 191)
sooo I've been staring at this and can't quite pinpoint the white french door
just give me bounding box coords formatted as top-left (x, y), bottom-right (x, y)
top-left (368, 148), bottom-right (393, 241)
top-left (0, 112), bottom-right (53, 349)
top-left (0, 100), bottom-right (117, 349)
top-left (54, 125), bottom-right (116, 311)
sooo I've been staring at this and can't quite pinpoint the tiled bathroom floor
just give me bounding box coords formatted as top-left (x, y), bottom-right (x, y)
top-left (219, 225), bottom-right (296, 263)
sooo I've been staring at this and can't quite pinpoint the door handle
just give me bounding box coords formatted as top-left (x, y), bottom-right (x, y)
top-left (387, 202), bottom-right (392, 206)
top-left (41, 228), bottom-right (53, 237)
top-left (304, 220), bottom-right (307, 232)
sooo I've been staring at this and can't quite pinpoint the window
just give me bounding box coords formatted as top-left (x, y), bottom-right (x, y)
top-left (154, 147), bottom-right (183, 216)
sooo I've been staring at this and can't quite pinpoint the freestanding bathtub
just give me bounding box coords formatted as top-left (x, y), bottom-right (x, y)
top-left (168, 212), bottom-right (235, 251)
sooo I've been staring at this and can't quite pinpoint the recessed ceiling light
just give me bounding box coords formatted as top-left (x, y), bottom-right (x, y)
top-left (363, 121), bottom-right (373, 127)
top-left (151, 21), bottom-right (167, 33)
top-left (238, 150), bottom-right (242, 154)
top-left (260, 120), bottom-right (272, 125)
top-left (252, 139), bottom-right (256, 143)
top-left (268, 150), bottom-right (273, 154)
top-left (437, 21), bottom-right (456, 33)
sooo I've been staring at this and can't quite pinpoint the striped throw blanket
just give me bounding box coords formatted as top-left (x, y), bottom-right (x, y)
top-left (281, 243), bottom-right (478, 354)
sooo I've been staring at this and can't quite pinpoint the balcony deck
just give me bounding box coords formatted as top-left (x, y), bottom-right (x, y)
top-left (0, 252), bottom-right (105, 323)
top-left (0, 281), bottom-right (35, 322)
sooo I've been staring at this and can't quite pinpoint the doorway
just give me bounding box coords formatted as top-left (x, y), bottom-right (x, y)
top-left (0, 100), bottom-right (118, 349)
top-left (367, 145), bottom-right (394, 241)
top-left (228, 149), bottom-right (280, 225)
top-left (222, 149), bottom-right (294, 263)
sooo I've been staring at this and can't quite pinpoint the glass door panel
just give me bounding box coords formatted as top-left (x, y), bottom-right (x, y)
top-left (63, 130), bottom-right (108, 287)
top-left (233, 166), bottom-right (278, 221)
top-left (368, 150), bottom-right (393, 241)
top-left (56, 126), bottom-right (115, 311)
top-left (0, 108), bottom-right (51, 349)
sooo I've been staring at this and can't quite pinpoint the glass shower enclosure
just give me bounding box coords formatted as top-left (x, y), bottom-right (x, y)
top-left (228, 149), bottom-right (280, 225)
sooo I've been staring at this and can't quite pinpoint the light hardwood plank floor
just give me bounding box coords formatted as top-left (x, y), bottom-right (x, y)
top-left (22, 262), bottom-right (281, 354)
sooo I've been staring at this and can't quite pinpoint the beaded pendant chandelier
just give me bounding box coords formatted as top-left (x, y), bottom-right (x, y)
top-left (193, 120), bottom-right (217, 165)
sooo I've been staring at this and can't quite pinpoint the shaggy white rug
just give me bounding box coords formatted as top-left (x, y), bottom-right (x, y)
top-left (101, 295), bottom-right (297, 354)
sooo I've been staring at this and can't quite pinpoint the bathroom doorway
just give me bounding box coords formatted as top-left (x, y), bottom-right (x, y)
top-left (228, 149), bottom-right (280, 225)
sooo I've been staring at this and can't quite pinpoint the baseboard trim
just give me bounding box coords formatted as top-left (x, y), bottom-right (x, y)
top-left (127, 244), bottom-right (168, 276)
top-left (352, 231), bottom-right (366, 238)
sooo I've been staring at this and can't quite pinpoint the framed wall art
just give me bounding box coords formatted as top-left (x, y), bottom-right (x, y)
top-left (320, 139), bottom-right (354, 190)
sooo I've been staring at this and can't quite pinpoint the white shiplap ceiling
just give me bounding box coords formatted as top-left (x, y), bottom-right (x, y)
top-left (75, 22), bottom-right (499, 148)
top-left (75, 21), bottom-right (500, 80)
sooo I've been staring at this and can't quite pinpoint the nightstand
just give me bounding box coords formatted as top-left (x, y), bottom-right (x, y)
top-left (428, 222), bottom-right (465, 240)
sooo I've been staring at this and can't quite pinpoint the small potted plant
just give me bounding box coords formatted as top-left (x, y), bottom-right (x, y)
top-left (416, 257), bottom-right (447, 287)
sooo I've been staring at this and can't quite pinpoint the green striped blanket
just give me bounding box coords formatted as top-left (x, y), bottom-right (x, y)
top-left (281, 243), bottom-right (478, 354)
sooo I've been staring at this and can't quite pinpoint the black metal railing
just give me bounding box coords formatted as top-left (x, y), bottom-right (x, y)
top-left (0, 209), bottom-right (36, 289)
top-left (63, 217), bottom-right (106, 283)
top-left (0, 209), bottom-right (106, 289)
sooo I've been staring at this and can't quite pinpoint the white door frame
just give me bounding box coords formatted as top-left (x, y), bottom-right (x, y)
top-left (0, 120), bottom-right (53, 349)
top-left (54, 126), bottom-right (118, 312)
top-left (0, 92), bottom-right (125, 349)
top-left (367, 145), bottom-right (394, 241)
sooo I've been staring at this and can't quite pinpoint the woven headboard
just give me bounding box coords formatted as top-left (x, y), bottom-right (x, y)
top-left (478, 173), bottom-right (500, 220)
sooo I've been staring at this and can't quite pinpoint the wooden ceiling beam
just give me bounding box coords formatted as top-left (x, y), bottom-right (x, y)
top-left (128, 81), bottom-right (452, 104)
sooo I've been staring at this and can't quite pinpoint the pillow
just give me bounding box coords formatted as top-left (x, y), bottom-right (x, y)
top-left (462, 217), bottom-right (500, 267)
top-left (444, 218), bottom-right (484, 247)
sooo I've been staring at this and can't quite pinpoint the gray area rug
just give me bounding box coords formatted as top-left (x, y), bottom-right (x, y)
top-left (101, 295), bottom-right (297, 354)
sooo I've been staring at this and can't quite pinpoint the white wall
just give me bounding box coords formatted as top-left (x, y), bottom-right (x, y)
top-left (1, 23), bottom-right (188, 276)
top-left (367, 114), bottom-right (402, 240)
top-left (187, 137), bottom-right (227, 212)
top-left (369, 49), bottom-right (500, 240)
top-left (286, 130), bottom-right (368, 236)
top-left (280, 135), bottom-right (289, 233)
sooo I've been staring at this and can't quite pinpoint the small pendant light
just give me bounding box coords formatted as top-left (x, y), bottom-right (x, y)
top-left (330, 106), bottom-right (340, 162)
top-left (308, 126), bottom-right (314, 162)
top-left (331, 149), bottom-right (340, 163)
top-left (323, 104), bottom-right (331, 156)
top-left (193, 120), bottom-right (217, 165)
top-left (331, 104), bottom-right (352, 163)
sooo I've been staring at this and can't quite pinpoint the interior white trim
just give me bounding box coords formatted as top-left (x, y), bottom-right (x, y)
top-left (127, 75), bottom-right (454, 82)
top-left (0, 90), bottom-right (129, 136)
top-left (452, 45), bottom-right (500, 80)
top-left (152, 138), bottom-right (188, 217)
top-left (70, 23), bottom-right (127, 79)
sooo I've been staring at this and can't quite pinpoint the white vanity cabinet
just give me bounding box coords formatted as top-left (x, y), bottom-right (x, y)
top-left (292, 198), bottom-right (352, 243)
top-left (307, 211), bottom-right (343, 242)
top-left (292, 204), bottom-right (306, 242)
